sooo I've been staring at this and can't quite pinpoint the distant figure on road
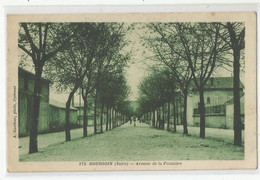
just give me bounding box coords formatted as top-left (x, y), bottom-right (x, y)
top-left (134, 117), bottom-right (138, 127)
top-left (138, 117), bottom-right (141, 123)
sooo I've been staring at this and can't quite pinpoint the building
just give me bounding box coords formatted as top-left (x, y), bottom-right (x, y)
top-left (187, 77), bottom-right (244, 129)
top-left (73, 102), bottom-right (95, 126)
top-left (18, 68), bottom-right (78, 136)
top-left (49, 99), bottom-right (78, 132)
top-left (224, 93), bottom-right (245, 129)
top-left (72, 90), bottom-right (96, 126)
top-left (18, 68), bottom-right (51, 136)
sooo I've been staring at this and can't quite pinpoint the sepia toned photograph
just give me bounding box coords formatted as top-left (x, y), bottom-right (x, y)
top-left (6, 12), bottom-right (257, 171)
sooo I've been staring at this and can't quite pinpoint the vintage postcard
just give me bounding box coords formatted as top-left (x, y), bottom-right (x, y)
top-left (6, 12), bottom-right (257, 172)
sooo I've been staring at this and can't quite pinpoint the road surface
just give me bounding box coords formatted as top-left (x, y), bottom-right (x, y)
top-left (20, 122), bottom-right (244, 161)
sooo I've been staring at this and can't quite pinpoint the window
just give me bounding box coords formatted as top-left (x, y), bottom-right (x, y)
top-left (207, 97), bottom-right (210, 104)
top-left (214, 96), bottom-right (220, 105)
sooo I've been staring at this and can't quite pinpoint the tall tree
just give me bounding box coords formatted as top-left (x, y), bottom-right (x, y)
top-left (91, 23), bottom-right (129, 134)
top-left (18, 23), bottom-right (72, 153)
top-left (145, 23), bottom-right (192, 134)
top-left (149, 23), bottom-right (229, 138)
top-left (45, 23), bottom-right (102, 141)
top-left (138, 69), bottom-right (175, 129)
top-left (222, 22), bottom-right (245, 146)
top-left (81, 71), bottom-right (95, 137)
top-left (98, 54), bottom-right (129, 131)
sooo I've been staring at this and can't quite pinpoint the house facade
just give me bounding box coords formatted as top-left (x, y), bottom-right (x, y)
top-left (18, 68), bottom-right (50, 136)
top-left (73, 102), bottom-right (95, 126)
top-left (225, 94), bottom-right (245, 129)
top-left (49, 99), bottom-right (78, 132)
top-left (18, 68), bottom-right (78, 136)
top-left (187, 77), bottom-right (244, 129)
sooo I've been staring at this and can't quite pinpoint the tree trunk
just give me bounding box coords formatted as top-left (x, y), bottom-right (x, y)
top-left (183, 90), bottom-right (188, 134)
top-left (173, 96), bottom-right (177, 132)
top-left (152, 109), bottom-right (155, 127)
top-left (115, 111), bottom-right (117, 127)
top-left (162, 105), bottom-right (165, 129)
top-left (112, 109), bottom-right (115, 129)
top-left (118, 112), bottom-right (120, 127)
top-left (176, 97), bottom-right (179, 125)
top-left (65, 86), bottom-right (78, 141)
top-left (94, 91), bottom-right (98, 134)
top-left (199, 88), bottom-right (206, 138)
top-left (116, 111), bottom-right (119, 127)
top-left (112, 108), bottom-right (114, 129)
top-left (119, 113), bottom-right (120, 126)
top-left (233, 50), bottom-right (242, 146)
top-left (149, 112), bottom-right (151, 125)
top-left (167, 101), bottom-right (170, 131)
top-left (121, 114), bottom-right (123, 125)
top-left (106, 106), bottom-right (109, 131)
top-left (113, 111), bottom-right (115, 128)
top-left (29, 66), bottom-right (42, 154)
top-left (180, 108), bottom-right (183, 124)
top-left (155, 110), bottom-right (157, 127)
top-left (157, 108), bottom-right (161, 129)
top-left (113, 110), bottom-right (116, 128)
top-left (100, 103), bottom-right (104, 133)
top-left (83, 97), bottom-right (88, 137)
top-left (226, 22), bottom-right (244, 146)
top-left (109, 107), bottom-right (112, 130)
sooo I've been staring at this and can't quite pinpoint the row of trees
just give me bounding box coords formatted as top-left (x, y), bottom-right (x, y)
top-left (137, 22), bottom-right (245, 146)
top-left (137, 68), bottom-right (176, 130)
top-left (18, 23), bottom-right (134, 154)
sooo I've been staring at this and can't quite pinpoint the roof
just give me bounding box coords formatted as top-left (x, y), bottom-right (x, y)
top-left (49, 99), bottom-right (77, 110)
top-left (224, 92), bottom-right (245, 105)
top-left (73, 102), bottom-right (94, 110)
top-left (192, 77), bottom-right (244, 91)
top-left (18, 67), bottom-right (51, 83)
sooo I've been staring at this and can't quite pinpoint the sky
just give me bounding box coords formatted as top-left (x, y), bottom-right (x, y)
top-left (125, 62), bottom-right (146, 101)
top-left (124, 24), bottom-right (151, 101)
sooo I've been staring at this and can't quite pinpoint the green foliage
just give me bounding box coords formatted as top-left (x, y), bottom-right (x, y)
top-left (146, 22), bottom-right (230, 87)
top-left (19, 23), bottom-right (73, 67)
top-left (137, 69), bottom-right (176, 116)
